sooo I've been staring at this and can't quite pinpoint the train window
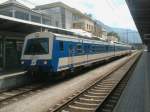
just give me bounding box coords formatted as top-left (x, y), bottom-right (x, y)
top-left (76, 44), bottom-right (82, 54)
top-left (84, 45), bottom-right (87, 53)
top-left (99, 45), bottom-right (103, 52)
top-left (92, 45), bottom-right (96, 53)
top-left (0, 40), bottom-right (2, 57)
top-left (59, 41), bottom-right (64, 51)
top-left (24, 38), bottom-right (49, 55)
top-left (95, 45), bottom-right (98, 53)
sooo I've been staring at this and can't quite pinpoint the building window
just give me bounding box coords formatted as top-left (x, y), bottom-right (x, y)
top-left (0, 9), bottom-right (12, 17)
top-left (31, 15), bottom-right (41, 23)
top-left (55, 21), bottom-right (59, 27)
top-left (42, 18), bottom-right (51, 25)
top-left (15, 11), bottom-right (29, 20)
top-left (76, 44), bottom-right (82, 54)
top-left (59, 41), bottom-right (64, 51)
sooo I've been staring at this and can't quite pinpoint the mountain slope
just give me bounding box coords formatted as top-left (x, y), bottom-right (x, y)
top-left (96, 20), bottom-right (142, 43)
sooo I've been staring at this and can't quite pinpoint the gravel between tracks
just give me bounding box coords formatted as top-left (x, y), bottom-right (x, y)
top-left (0, 54), bottom-right (135, 112)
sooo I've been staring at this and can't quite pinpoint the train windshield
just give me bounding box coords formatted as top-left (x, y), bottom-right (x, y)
top-left (24, 38), bottom-right (49, 55)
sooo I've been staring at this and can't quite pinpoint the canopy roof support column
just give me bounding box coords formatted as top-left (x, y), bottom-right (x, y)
top-left (147, 44), bottom-right (150, 52)
top-left (2, 36), bottom-right (6, 69)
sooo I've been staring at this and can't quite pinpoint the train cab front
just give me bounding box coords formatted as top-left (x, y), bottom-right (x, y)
top-left (21, 59), bottom-right (52, 73)
top-left (21, 32), bottom-right (54, 74)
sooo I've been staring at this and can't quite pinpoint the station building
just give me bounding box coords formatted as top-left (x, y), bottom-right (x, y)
top-left (34, 2), bottom-right (106, 39)
top-left (34, 2), bottom-right (96, 34)
top-left (0, 0), bottom-right (105, 71)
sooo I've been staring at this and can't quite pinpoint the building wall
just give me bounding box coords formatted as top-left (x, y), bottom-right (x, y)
top-left (35, 7), bottom-right (81, 29)
top-left (102, 29), bottom-right (107, 40)
top-left (73, 18), bottom-right (94, 35)
top-left (94, 26), bottom-right (102, 37)
top-left (34, 3), bottom-right (97, 31)
top-left (35, 7), bottom-right (63, 28)
top-left (84, 19), bottom-right (94, 33)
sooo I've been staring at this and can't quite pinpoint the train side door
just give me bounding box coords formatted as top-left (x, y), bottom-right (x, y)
top-left (68, 44), bottom-right (74, 69)
top-left (84, 44), bottom-right (89, 64)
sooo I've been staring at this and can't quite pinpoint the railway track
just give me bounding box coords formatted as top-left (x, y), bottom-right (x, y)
top-left (48, 52), bottom-right (141, 112)
top-left (0, 54), bottom-right (128, 108)
top-left (0, 83), bottom-right (47, 108)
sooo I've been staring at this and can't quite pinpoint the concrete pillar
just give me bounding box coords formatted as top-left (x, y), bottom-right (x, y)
top-left (147, 44), bottom-right (150, 52)
top-left (12, 8), bottom-right (16, 18)
top-left (29, 13), bottom-right (31, 21)
top-left (41, 16), bottom-right (43, 24)
top-left (2, 37), bottom-right (6, 69)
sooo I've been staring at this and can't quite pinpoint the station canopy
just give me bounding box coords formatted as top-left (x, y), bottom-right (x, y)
top-left (0, 14), bottom-right (75, 37)
top-left (126, 0), bottom-right (150, 45)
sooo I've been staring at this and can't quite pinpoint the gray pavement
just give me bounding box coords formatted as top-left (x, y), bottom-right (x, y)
top-left (113, 51), bottom-right (150, 112)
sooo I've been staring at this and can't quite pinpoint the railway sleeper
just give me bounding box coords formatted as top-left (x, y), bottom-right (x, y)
top-left (71, 102), bottom-right (98, 108)
top-left (68, 104), bottom-right (96, 111)
top-left (87, 91), bottom-right (108, 96)
top-left (76, 98), bottom-right (101, 104)
top-left (81, 95), bottom-right (105, 101)
top-left (96, 84), bottom-right (113, 88)
top-left (83, 94), bottom-right (106, 98)
top-left (74, 101), bottom-right (99, 106)
top-left (79, 97), bottom-right (103, 102)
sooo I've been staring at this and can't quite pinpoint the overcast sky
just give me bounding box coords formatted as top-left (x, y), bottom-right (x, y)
top-left (0, 0), bottom-right (137, 30)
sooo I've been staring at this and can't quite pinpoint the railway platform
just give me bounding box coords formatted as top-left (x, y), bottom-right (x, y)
top-left (0, 70), bottom-right (29, 90)
top-left (0, 69), bottom-right (24, 76)
top-left (113, 51), bottom-right (150, 112)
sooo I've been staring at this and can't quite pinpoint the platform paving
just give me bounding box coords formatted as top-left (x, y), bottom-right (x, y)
top-left (0, 69), bottom-right (24, 76)
top-left (113, 51), bottom-right (150, 112)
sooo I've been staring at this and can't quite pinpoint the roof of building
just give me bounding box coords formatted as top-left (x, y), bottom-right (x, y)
top-left (34, 2), bottom-right (93, 21)
top-left (0, 0), bottom-right (30, 9)
top-left (0, 0), bottom-right (51, 18)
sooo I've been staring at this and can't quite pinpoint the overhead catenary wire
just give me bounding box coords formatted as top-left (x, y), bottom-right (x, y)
top-left (105, 0), bottom-right (123, 25)
top-left (105, 0), bottom-right (139, 43)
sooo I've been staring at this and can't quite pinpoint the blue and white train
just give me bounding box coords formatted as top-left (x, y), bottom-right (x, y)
top-left (21, 32), bottom-right (131, 74)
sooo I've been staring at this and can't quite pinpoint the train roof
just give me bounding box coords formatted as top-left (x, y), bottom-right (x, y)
top-left (53, 33), bottom-right (109, 45)
top-left (26, 31), bottom-right (130, 47)
top-left (113, 41), bottom-right (131, 47)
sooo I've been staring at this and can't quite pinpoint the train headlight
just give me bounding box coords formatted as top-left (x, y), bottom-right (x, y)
top-left (21, 61), bottom-right (24, 64)
top-left (44, 61), bottom-right (48, 64)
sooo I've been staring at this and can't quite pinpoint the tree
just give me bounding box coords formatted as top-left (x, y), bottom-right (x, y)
top-left (107, 32), bottom-right (120, 41)
top-left (84, 13), bottom-right (93, 18)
